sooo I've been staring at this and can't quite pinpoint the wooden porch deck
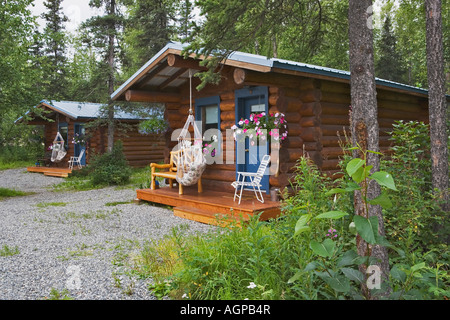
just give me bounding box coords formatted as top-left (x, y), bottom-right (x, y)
top-left (27, 166), bottom-right (72, 177)
top-left (136, 187), bottom-right (281, 226)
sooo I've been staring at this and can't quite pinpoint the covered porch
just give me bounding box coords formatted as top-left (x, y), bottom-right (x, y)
top-left (136, 187), bottom-right (281, 227)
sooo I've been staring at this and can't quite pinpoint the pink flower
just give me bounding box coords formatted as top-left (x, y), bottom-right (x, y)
top-left (244, 119), bottom-right (249, 125)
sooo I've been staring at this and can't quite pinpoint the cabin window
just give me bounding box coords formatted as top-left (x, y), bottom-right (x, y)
top-left (58, 123), bottom-right (69, 150)
top-left (195, 96), bottom-right (221, 155)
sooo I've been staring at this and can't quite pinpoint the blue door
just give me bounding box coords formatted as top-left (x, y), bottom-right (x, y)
top-left (235, 87), bottom-right (269, 193)
top-left (74, 124), bottom-right (86, 165)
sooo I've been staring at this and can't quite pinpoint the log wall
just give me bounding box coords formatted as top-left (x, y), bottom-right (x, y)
top-left (157, 65), bottom-right (430, 193)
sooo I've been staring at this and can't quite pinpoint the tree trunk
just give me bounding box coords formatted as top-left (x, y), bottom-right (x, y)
top-left (425, 0), bottom-right (449, 212)
top-left (107, 0), bottom-right (116, 153)
top-left (348, 0), bottom-right (390, 298)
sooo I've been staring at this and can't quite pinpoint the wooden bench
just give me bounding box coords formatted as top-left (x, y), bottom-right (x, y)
top-left (150, 150), bottom-right (202, 195)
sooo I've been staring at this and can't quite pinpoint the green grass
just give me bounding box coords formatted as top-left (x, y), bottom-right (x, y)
top-left (36, 201), bottom-right (67, 208)
top-left (0, 244), bottom-right (20, 257)
top-left (0, 160), bottom-right (33, 171)
top-left (0, 187), bottom-right (34, 201)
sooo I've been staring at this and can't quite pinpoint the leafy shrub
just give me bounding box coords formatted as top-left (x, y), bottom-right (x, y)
top-left (88, 141), bottom-right (132, 186)
top-left (382, 121), bottom-right (448, 251)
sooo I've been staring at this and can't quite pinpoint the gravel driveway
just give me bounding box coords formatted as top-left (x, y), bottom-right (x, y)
top-left (0, 168), bottom-right (214, 300)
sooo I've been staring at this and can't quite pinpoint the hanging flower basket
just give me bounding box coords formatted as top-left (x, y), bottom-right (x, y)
top-left (71, 133), bottom-right (87, 147)
top-left (231, 112), bottom-right (288, 145)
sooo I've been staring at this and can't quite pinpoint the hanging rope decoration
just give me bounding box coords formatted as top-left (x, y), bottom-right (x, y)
top-left (175, 69), bottom-right (207, 186)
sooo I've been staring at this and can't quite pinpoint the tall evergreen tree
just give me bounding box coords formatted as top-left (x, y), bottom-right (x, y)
top-left (81, 0), bottom-right (125, 152)
top-left (375, 15), bottom-right (405, 82)
top-left (41, 0), bottom-right (69, 99)
top-left (177, 0), bottom-right (194, 41)
top-left (123, 0), bottom-right (176, 75)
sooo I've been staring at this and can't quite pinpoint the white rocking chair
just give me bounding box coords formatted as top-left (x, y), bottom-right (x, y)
top-left (68, 149), bottom-right (85, 170)
top-left (232, 154), bottom-right (271, 204)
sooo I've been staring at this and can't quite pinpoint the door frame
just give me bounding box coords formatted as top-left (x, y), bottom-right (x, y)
top-left (234, 86), bottom-right (270, 194)
top-left (74, 123), bottom-right (86, 165)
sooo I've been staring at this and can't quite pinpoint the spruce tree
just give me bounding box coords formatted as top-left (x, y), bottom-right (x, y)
top-left (81, 0), bottom-right (125, 152)
top-left (41, 0), bottom-right (69, 99)
top-left (375, 15), bottom-right (405, 83)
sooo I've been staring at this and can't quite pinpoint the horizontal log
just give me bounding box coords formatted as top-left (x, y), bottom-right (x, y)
top-left (283, 136), bottom-right (304, 148)
top-left (220, 99), bottom-right (235, 111)
top-left (320, 80), bottom-right (350, 95)
top-left (125, 90), bottom-right (181, 103)
top-left (300, 127), bottom-right (321, 142)
top-left (321, 159), bottom-right (341, 170)
top-left (299, 102), bottom-right (321, 116)
top-left (209, 163), bottom-right (236, 171)
top-left (220, 91), bottom-right (235, 101)
top-left (320, 101), bottom-right (350, 116)
top-left (202, 169), bottom-right (236, 182)
top-left (286, 98), bottom-right (303, 112)
top-left (221, 121), bottom-right (235, 130)
top-left (269, 94), bottom-right (279, 106)
top-left (221, 111), bottom-right (235, 121)
top-left (377, 89), bottom-right (421, 104)
top-left (299, 89), bottom-right (322, 103)
top-left (321, 147), bottom-right (345, 159)
top-left (285, 112), bottom-right (301, 122)
top-left (303, 141), bottom-right (322, 151)
top-left (165, 103), bottom-right (180, 110)
top-left (287, 123), bottom-right (302, 136)
top-left (321, 114), bottom-right (350, 126)
top-left (320, 91), bottom-right (351, 104)
top-left (269, 174), bottom-right (292, 188)
top-left (377, 99), bottom-right (423, 113)
top-left (167, 54), bottom-right (208, 71)
top-left (279, 161), bottom-right (298, 174)
top-left (279, 147), bottom-right (305, 162)
top-left (300, 116), bottom-right (320, 127)
top-left (233, 68), bottom-right (302, 88)
top-left (377, 105), bottom-right (427, 120)
top-left (321, 124), bottom-right (349, 136)
top-left (322, 135), bottom-right (343, 147)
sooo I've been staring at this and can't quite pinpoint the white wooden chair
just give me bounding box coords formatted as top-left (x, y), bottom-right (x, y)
top-left (232, 154), bottom-right (271, 204)
top-left (68, 149), bottom-right (85, 170)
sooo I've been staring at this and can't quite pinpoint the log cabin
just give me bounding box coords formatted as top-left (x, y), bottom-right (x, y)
top-left (18, 100), bottom-right (165, 171)
top-left (111, 41), bottom-right (439, 200)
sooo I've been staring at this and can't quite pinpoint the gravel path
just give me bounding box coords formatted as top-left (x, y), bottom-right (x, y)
top-left (0, 168), bottom-right (214, 300)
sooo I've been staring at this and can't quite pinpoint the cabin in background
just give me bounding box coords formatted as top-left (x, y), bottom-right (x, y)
top-left (18, 100), bottom-right (165, 169)
top-left (111, 42), bottom-right (431, 196)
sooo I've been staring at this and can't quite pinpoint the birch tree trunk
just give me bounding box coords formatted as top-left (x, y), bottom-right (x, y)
top-left (348, 0), bottom-right (390, 298)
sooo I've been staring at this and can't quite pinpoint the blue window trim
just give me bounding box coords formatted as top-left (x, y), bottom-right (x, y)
top-left (195, 95), bottom-right (221, 149)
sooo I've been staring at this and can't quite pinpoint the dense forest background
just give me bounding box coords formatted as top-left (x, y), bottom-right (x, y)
top-left (0, 0), bottom-right (448, 160)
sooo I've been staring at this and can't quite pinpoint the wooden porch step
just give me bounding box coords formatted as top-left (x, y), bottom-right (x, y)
top-left (173, 206), bottom-right (246, 227)
top-left (44, 172), bottom-right (69, 178)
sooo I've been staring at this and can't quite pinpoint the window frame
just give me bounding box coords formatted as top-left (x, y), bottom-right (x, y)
top-left (195, 96), bottom-right (221, 153)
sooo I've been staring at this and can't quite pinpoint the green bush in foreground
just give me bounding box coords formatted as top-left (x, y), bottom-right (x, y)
top-left (125, 121), bottom-right (448, 300)
top-left (88, 141), bottom-right (132, 186)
